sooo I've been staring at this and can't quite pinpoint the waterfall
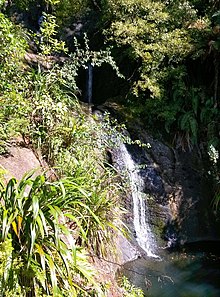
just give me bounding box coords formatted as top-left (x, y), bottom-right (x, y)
top-left (119, 143), bottom-right (158, 258)
top-left (86, 63), bottom-right (93, 104)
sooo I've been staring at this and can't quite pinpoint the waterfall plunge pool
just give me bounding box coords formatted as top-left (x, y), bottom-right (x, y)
top-left (114, 141), bottom-right (220, 296)
top-left (119, 241), bottom-right (220, 297)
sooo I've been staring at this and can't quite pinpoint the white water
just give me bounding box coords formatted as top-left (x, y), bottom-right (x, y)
top-left (86, 63), bottom-right (93, 104)
top-left (120, 143), bottom-right (158, 257)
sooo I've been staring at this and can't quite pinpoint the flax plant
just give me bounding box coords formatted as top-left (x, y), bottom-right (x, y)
top-left (62, 168), bottom-right (125, 257)
top-left (0, 172), bottom-right (103, 296)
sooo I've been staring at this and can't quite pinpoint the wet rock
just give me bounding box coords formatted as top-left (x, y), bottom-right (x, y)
top-left (129, 128), bottom-right (220, 245)
top-left (110, 116), bottom-right (220, 253)
top-left (117, 235), bottom-right (141, 264)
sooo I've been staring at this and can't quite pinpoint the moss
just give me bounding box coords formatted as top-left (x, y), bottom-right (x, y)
top-left (144, 194), bottom-right (167, 243)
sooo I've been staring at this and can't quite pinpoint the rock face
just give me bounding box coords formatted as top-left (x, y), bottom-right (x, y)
top-left (0, 145), bottom-right (42, 182)
top-left (117, 235), bottom-right (141, 264)
top-left (110, 119), bottom-right (220, 257)
top-left (125, 128), bottom-right (220, 247)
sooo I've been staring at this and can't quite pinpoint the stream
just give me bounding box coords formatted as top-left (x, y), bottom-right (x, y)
top-left (120, 242), bottom-right (220, 297)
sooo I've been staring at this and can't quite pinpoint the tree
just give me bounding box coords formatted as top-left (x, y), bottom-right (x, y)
top-left (100, 0), bottom-right (219, 149)
top-left (101, 0), bottom-right (197, 98)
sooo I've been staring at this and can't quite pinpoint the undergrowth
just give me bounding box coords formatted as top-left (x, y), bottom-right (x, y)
top-left (0, 10), bottom-right (127, 296)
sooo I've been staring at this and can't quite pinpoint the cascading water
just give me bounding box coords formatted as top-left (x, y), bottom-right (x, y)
top-left (86, 63), bottom-right (93, 104)
top-left (118, 141), bottom-right (220, 296)
top-left (119, 143), bottom-right (158, 258)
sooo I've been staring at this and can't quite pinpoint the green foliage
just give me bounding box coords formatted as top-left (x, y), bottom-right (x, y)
top-left (0, 8), bottom-right (125, 256)
top-left (0, 9), bottom-right (127, 296)
top-left (0, 239), bottom-right (23, 296)
top-left (1, 0), bottom-right (220, 293)
top-left (0, 12), bottom-right (30, 145)
top-left (26, 82), bottom-right (125, 255)
top-left (103, 0), bottom-right (195, 98)
top-left (61, 33), bottom-right (123, 93)
top-left (119, 276), bottom-right (144, 297)
top-left (100, 0), bottom-right (220, 149)
top-left (0, 12), bottom-right (27, 80)
top-left (0, 67), bottom-right (125, 259)
top-left (53, 0), bottom-right (90, 28)
top-left (11, 0), bottom-right (37, 10)
top-left (0, 0), bottom-right (6, 9)
top-left (161, 82), bottom-right (219, 149)
top-left (208, 144), bottom-right (220, 211)
top-left (3, 0), bottom-right (219, 152)
top-left (61, 172), bottom-right (124, 257)
top-left (38, 12), bottom-right (67, 55)
top-left (11, 0), bottom-right (90, 29)
top-left (46, 0), bottom-right (61, 5)
top-left (0, 173), bottom-right (104, 296)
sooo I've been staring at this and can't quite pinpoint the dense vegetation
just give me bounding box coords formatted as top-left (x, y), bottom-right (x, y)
top-left (0, 0), bottom-right (126, 295)
top-left (99, 0), bottom-right (219, 150)
top-left (0, 0), bottom-right (220, 295)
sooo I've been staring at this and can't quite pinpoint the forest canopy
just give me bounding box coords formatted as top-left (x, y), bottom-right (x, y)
top-left (13, 0), bottom-right (218, 150)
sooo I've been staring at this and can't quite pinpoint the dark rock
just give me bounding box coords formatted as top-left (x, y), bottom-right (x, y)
top-left (110, 115), bottom-right (220, 254)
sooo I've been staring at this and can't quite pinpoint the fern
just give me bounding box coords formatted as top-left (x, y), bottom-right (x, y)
top-left (189, 116), bottom-right (198, 144)
top-left (191, 88), bottom-right (199, 116)
top-left (180, 112), bottom-right (191, 131)
top-left (179, 111), bottom-right (198, 145)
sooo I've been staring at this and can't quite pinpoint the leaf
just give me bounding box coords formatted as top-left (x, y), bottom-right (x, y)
top-left (191, 90), bottom-right (199, 116)
top-left (2, 209), bottom-right (18, 240)
top-left (36, 215), bottom-right (45, 239)
top-left (200, 107), bottom-right (209, 124)
top-left (180, 112), bottom-right (190, 130)
top-left (64, 213), bottom-right (87, 241)
top-left (45, 254), bottom-right (58, 293)
top-left (11, 220), bottom-right (18, 238)
top-left (5, 178), bottom-right (17, 206)
top-left (58, 180), bottom-right (66, 200)
top-left (39, 209), bottom-right (48, 237)
top-left (2, 209), bottom-right (9, 240)
top-left (32, 196), bottom-right (39, 220)
top-left (58, 223), bottom-right (75, 249)
top-left (57, 240), bottom-right (71, 276)
top-left (35, 243), bottom-right (47, 290)
top-left (29, 222), bottom-right (37, 261)
top-left (212, 10), bottom-right (220, 18)
top-left (189, 116), bottom-right (198, 143)
top-left (48, 205), bottom-right (59, 246)
top-left (17, 215), bottom-right (23, 236)
top-left (72, 201), bottom-right (103, 227)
